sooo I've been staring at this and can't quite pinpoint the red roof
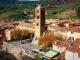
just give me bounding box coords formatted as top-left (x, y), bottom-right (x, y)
top-left (29, 30), bottom-right (35, 34)
top-left (53, 39), bottom-right (80, 53)
top-left (58, 27), bottom-right (80, 32)
top-left (57, 51), bottom-right (65, 59)
top-left (61, 20), bottom-right (80, 25)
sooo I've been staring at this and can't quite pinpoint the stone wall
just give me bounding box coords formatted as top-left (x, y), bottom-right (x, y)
top-left (5, 29), bottom-right (11, 41)
top-left (3, 42), bottom-right (34, 60)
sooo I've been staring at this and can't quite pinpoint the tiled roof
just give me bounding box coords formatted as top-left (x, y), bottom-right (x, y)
top-left (66, 39), bottom-right (80, 53)
top-left (46, 19), bottom-right (58, 24)
top-left (60, 20), bottom-right (80, 25)
top-left (0, 20), bottom-right (19, 29)
top-left (57, 51), bottom-right (65, 59)
top-left (29, 30), bottom-right (35, 34)
top-left (53, 39), bottom-right (80, 53)
top-left (67, 47), bottom-right (80, 53)
top-left (0, 28), bottom-right (5, 30)
top-left (58, 27), bottom-right (80, 32)
top-left (48, 24), bottom-right (80, 33)
top-left (12, 22), bottom-right (19, 25)
top-left (3, 24), bottom-right (15, 28)
top-left (19, 21), bottom-right (35, 29)
top-left (53, 40), bottom-right (63, 47)
top-left (73, 39), bottom-right (80, 47)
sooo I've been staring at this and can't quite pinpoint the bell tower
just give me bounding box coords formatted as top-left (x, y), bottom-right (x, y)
top-left (35, 5), bottom-right (45, 38)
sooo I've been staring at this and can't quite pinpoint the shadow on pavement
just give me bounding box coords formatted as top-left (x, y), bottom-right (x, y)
top-left (0, 51), bottom-right (17, 60)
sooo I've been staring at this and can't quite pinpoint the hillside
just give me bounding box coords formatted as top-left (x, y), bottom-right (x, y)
top-left (45, 0), bottom-right (80, 20)
top-left (0, 0), bottom-right (80, 20)
top-left (55, 9), bottom-right (76, 20)
top-left (0, 0), bottom-right (18, 5)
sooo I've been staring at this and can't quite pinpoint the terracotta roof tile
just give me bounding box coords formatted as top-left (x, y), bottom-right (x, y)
top-left (53, 39), bottom-right (80, 53)
top-left (67, 47), bottom-right (80, 53)
top-left (57, 51), bottom-right (65, 59)
top-left (53, 40), bottom-right (65, 46)
top-left (19, 21), bottom-right (35, 29)
top-left (12, 22), bottom-right (19, 25)
top-left (29, 30), bottom-right (35, 34)
top-left (0, 34), bottom-right (3, 38)
top-left (58, 27), bottom-right (80, 32)
top-left (61, 20), bottom-right (80, 25)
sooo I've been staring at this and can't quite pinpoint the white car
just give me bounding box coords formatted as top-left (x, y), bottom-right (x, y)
top-left (33, 49), bottom-right (45, 54)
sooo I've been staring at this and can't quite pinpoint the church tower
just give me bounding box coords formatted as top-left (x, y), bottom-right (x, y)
top-left (35, 5), bottom-right (45, 38)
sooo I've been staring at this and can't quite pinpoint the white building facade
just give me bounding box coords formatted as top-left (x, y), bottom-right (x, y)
top-left (65, 50), bottom-right (80, 60)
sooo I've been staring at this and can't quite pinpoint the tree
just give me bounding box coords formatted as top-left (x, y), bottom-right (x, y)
top-left (11, 30), bottom-right (18, 40)
top-left (38, 33), bottom-right (55, 47)
top-left (38, 30), bottom-right (65, 50)
top-left (11, 29), bottom-right (29, 41)
top-left (55, 34), bottom-right (65, 41)
top-left (76, 7), bottom-right (80, 19)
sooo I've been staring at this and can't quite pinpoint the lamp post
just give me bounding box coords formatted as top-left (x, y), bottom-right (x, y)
top-left (30, 44), bottom-right (31, 52)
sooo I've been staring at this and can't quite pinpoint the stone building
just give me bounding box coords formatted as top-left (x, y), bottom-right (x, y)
top-left (0, 28), bottom-right (6, 47)
top-left (35, 5), bottom-right (46, 39)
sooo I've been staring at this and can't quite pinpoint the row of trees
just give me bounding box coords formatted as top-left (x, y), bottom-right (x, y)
top-left (11, 29), bottom-right (29, 41)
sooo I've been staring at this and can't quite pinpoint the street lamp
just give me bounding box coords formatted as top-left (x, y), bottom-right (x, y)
top-left (30, 44), bottom-right (31, 52)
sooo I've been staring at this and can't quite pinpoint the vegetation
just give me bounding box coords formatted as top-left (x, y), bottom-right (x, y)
top-left (34, 54), bottom-right (42, 60)
top-left (11, 29), bottom-right (29, 40)
top-left (0, 0), bottom-right (80, 20)
top-left (0, 3), bottom-right (36, 20)
top-left (0, 0), bottom-right (18, 5)
top-left (38, 33), bottom-right (55, 47)
top-left (38, 31), bottom-right (65, 51)
top-left (76, 7), bottom-right (80, 19)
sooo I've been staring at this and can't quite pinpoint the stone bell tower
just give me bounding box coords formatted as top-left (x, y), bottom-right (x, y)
top-left (35, 5), bottom-right (45, 38)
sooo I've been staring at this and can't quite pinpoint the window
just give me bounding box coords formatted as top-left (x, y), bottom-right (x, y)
top-left (37, 16), bottom-right (39, 19)
top-left (37, 10), bottom-right (39, 13)
top-left (37, 23), bottom-right (39, 26)
top-left (78, 53), bottom-right (80, 58)
top-left (71, 32), bottom-right (74, 34)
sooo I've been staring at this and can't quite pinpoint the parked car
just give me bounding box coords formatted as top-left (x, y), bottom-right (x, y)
top-left (33, 49), bottom-right (45, 54)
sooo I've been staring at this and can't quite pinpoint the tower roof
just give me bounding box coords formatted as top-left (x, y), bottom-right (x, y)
top-left (36, 5), bottom-right (44, 9)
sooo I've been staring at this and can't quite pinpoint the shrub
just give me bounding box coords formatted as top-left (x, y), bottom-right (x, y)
top-left (34, 55), bottom-right (42, 60)
top-left (38, 39), bottom-right (42, 45)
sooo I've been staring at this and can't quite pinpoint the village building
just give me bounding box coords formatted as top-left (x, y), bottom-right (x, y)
top-left (53, 38), bottom-right (80, 60)
top-left (35, 5), bottom-right (46, 38)
top-left (0, 4), bottom-right (80, 60)
top-left (0, 28), bottom-right (6, 47)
